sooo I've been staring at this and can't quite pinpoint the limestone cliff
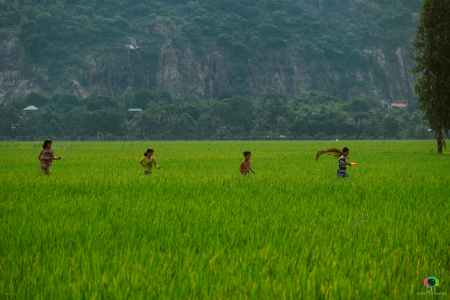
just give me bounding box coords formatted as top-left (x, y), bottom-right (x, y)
top-left (0, 36), bottom-right (46, 101)
top-left (0, 21), bottom-right (418, 103)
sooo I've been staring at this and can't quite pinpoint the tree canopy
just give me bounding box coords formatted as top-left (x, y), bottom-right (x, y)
top-left (0, 90), bottom-right (429, 142)
top-left (411, 0), bottom-right (450, 153)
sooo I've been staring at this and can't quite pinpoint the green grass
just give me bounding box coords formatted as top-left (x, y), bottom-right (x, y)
top-left (0, 141), bottom-right (449, 299)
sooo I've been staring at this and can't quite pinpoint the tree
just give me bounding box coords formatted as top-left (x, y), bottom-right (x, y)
top-left (348, 98), bottom-right (370, 112)
top-left (382, 116), bottom-right (399, 139)
top-left (263, 97), bottom-right (288, 124)
top-left (288, 118), bottom-right (305, 136)
top-left (209, 102), bottom-right (232, 121)
top-left (120, 87), bottom-right (133, 108)
top-left (132, 89), bottom-right (153, 110)
top-left (52, 92), bottom-right (79, 113)
top-left (47, 119), bottom-right (64, 136)
top-left (216, 127), bottom-right (229, 140)
top-left (364, 118), bottom-right (380, 137)
top-left (120, 119), bottom-right (137, 138)
top-left (179, 113), bottom-right (194, 136)
top-left (81, 95), bottom-right (120, 111)
top-left (133, 111), bottom-right (154, 137)
top-left (164, 117), bottom-right (180, 136)
top-left (23, 93), bottom-right (50, 108)
top-left (20, 17), bottom-right (29, 26)
top-left (411, 0), bottom-right (450, 153)
top-left (0, 110), bottom-right (19, 136)
top-left (231, 41), bottom-right (251, 58)
top-left (252, 118), bottom-right (267, 134)
top-left (223, 96), bottom-right (253, 129)
top-left (195, 113), bottom-right (209, 136)
top-left (210, 116), bottom-right (224, 131)
top-left (275, 115), bottom-right (288, 137)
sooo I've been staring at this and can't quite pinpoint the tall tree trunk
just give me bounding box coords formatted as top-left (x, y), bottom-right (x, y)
top-left (437, 130), bottom-right (443, 154)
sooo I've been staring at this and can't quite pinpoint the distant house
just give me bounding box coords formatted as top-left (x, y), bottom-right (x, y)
top-left (128, 108), bottom-right (142, 113)
top-left (380, 101), bottom-right (408, 109)
top-left (391, 103), bottom-right (408, 108)
top-left (23, 105), bottom-right (38, 115)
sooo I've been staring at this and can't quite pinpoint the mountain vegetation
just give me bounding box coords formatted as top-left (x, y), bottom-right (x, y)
top-left (0, 0), bottom-right (429, 141)
top-left (1, 0), bottom-right (422, 98)
top-left (1, 0), bottom-right (422, 65)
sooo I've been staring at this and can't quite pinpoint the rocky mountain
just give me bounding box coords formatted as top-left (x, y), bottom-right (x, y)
top-left (0, 0), bottom-right (422, 103)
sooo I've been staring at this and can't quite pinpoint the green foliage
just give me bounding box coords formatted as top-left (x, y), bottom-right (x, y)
top-left (382, 116), bottom-right (400, 138)
top-left (80, 95), bottom-right (120, 111)
top-left (296, 89), bottom-right (342, 105)
top-left (130, 89), bottom-right (154, 110)
top-left (347, 98), bottom-right (371, 113)
top-left (0, 140), bottom-right (449, 298)
top-left (51, 93), bottom-right (79, 113)
top-left (209, 101), bottom-right (232, 120)
top-left (377, 6), bottom-right (412, 29)
top-left (218, 89), bottom-right (235, 100)
top-left (411, 0), bottom-right (450, 153)
top-left (47, 119), bottom-right (64, 136)
top-left (288, 118), bottom-right (306, 136)
top-left (1, 87), bottom-right (429, 141)
top-left (0, 0), bottom-right (420, 93)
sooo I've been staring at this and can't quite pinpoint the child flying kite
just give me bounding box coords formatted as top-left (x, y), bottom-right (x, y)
top-left (316, 147), bottom-right (355, 178)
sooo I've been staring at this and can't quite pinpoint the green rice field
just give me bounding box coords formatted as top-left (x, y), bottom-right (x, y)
top-left (0, 140), bottom-right (449, 299)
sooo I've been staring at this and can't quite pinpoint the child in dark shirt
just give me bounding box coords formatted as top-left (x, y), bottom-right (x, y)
top-left (315, 147), bottom-right (354, 178)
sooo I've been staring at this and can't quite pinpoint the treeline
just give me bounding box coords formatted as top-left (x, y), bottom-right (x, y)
top-left (0, 88), bottom-right (431, 141)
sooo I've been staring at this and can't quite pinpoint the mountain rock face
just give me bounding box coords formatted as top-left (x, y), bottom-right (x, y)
top-left (0, 36), bottom-right (46, 101)
top-left (0, 20), bottom-right (417, 103)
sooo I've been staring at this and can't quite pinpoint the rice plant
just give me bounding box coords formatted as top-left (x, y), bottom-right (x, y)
top-left (0, 141), bottom-right (448, 299)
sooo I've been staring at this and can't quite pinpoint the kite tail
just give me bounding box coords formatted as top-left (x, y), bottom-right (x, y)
top-left (315, 147), bottom-right (343, 161)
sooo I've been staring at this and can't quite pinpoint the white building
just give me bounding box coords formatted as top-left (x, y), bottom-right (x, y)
top-left (23, 105), bottom-right (39, 115)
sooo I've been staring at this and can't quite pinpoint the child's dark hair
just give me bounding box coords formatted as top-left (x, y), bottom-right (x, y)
top-left (243, 150), bottom-right (251, 157)
top-left (144, 152), bottom-right (148, 156)
top-left (42, 139), bottom-right (52, 149)
top-left (147, 148), bottom-right (154, 153)
top-left (343, 147), bottom-right (350, 153)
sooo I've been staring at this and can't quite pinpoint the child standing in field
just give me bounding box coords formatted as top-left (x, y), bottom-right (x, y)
top-left (239, 151), bottom-right (255, 176)
top-left (38, 139), bottom-right (61, 175)
top-left (316, 147), bottom-right (354, 178)
top-left (140, 148), bottom-right (159, 175)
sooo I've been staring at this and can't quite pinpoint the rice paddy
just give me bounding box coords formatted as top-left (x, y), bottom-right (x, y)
top-left (0, 140), bottom-right (449, 299)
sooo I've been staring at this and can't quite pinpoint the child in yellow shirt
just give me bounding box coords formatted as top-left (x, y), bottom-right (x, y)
top-left (140, 148), bottom-right (159, 175)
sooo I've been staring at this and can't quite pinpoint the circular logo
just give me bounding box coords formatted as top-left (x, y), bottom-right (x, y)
top-left (428, 278), bottom-right (436, 287)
